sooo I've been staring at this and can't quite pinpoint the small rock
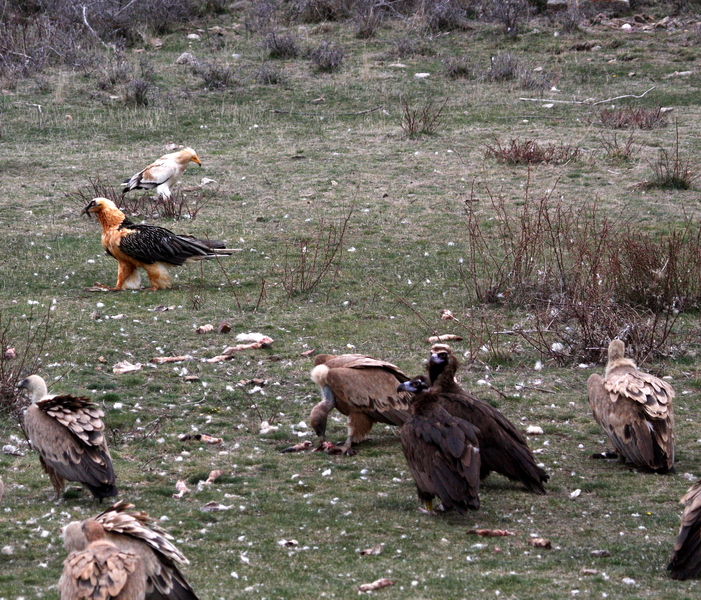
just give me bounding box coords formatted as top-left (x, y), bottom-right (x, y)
top-left (176, 52), bottom-right (199, 66)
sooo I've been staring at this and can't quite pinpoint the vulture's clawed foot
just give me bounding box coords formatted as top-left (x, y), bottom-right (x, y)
top-left (418, 507), bottom-right (437, 516)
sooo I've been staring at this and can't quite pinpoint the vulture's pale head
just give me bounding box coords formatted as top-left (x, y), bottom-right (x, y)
top-left (17, 374), bottom-right (48, 403)
top-left (62, 521), bottom-right (87, 552)
top-left (83, 197), bottom-right (118, 216)
top-left (180, 147), bottom-right (201, 167)
top-left (607, 339), bottom-right (626, 362)
top-left (428, 344), bottom-right (452, 369)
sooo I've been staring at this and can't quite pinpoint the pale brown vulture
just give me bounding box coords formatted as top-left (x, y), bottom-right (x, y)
top-left (398, 376), bottom-right (481, 513)
top-left (18, 374), bottom-right (118, 501)
top-left (428, 344), bottom-right (548, 494)
top-left (587, 339), bottom-right (675, 473)
top-left (310, 354), bottom-right (412, 454)
top-left (60, 519), bottom-right (146, 600)
top-left (62, 501), bottom-right (200, 600)
top-left (669, 481), bottom-right (701, 579)
top-left (123, 147), bottom-right (201, 198)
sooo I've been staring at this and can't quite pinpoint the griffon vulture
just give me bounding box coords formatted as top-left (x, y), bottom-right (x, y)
top-left (398, 376), bottom-right (481, 513)
top-left (62, 501), bottom-right (200, 600)
top-left (83, 198), bottom-right (236, 290)
top-left (18, 374), bottom-right (118, 501)
top-left (668, 481), bottom-right (701, 580)
top-left (310, 354), bottom-right (412, 454)
top-left (123, 147), bottom-right (201, 199)
top-left (60, 519), bottom-right (146, 600)
top-left (428, 344), bottom-right (549, 494)
top-left (587, 339), bottom-right (675, 473)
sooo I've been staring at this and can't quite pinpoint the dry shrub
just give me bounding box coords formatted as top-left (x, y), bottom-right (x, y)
top-left (278, 207), bottom-right (353, 298)
top-left (459, 175), bottom-right (701, 361)
top-left (0, 309), bottom-right (52, 419)
top-left (287, 0), bottom-right (352, 23)
top-left (69, 178), bottom-right (210, 221)
top-left (193, 60), bottom-right (238, 89)
top-left (254, 64), bottom-right (287, 85)
top-left (309, 40), bottom-right (344, 72)
top-left (400, 97), bottom-right (448, 137)
top-left (643, 125), bottom-right (698, 190)
top-left (485, 138), bottom-right (580, 165)
top-left (479, 0), bottom-right (531, 35)
top-left (390, 36), bottom-right (434, 58)
top-left (442, 56), bottom-right (474, 79)
top-left (485, 52), bottom-right (551, 89)
top-left (353, 0), bottom-right (384, 38)
top-left (597, 106), bottom-right (668, 130)
top-left (598, 131), bottom-right (639, 164)
top-left (264, 32), bottom-right (301, 59)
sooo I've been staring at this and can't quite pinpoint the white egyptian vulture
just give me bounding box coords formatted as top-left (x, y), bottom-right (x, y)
top-left (587, 339), bottom-right (675, 473)
top-left (18, 374), bottom-right (118, 501)
top-left (60, 519), bottom-right (146, 600)
top-left (310, 354), bottom-right (412, 454)
top-left (123, 147), bottom-right (201, 198)
top-left (62, 501), bottom-right (200, 600)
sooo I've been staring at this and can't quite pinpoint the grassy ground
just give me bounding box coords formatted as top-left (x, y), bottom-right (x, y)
top-left (2, 5), bottom-right (701, 599)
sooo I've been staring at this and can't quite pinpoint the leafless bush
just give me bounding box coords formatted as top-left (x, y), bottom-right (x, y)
top-left (480, 0), bottom-right (531, 35)
top-left (644, 124), bottom-right (698, 190)
top-left (254, 64), bottom-right (287, 85)
top-left (0, 309), bottom-right (52, 420)
top-left (264, 32), bottom-right (301, 59)
top-left (422, 0), bottom-right (469, 31)
top-left (400, 97), bottom-right (448, 137)
top-left (442, 56), bottom-right (474, 79)
top-left (69, 178), bottom-right (210, 221)
top-left (557, 4), bottom-right (586, 33)
top-left (193, 60), bottom-right (237, 89)
top-left (459, 175), bottom-right (701, 361)
top-left (597, 106), bottom-right (668, 130)
top-left (485, 138), bottom-right (580, 165)
top-left (244, 0), bottom-right (282, 33)
top-left (354, 0), bottom-right (384, 38)
top-left (598, 131), bottom-right (639, 164)
top-left (486, 52), bottom-right (522, 82)
top-left (391, 37), bottom-right (433, 58)
top-left (309, 40), bottom-right (344, 72)
top-left (279, 207), bottom-right (353, 297)
top-left (287, 0), bottom-right (352, 23)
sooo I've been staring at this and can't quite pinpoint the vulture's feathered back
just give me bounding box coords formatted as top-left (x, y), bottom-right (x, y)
top-left (63, 501), bottom-right (199, 600)
top-left (669, 481), bottom-right (701, 580)
top-left (398, 376), bottom-right (481, 513)
top-left (309, 353), bottom-right (412, 454)
top-left (19, 374), bottom-right (118, 501)
top-left (587, 339), bottom-right (675, 473)
top-left (123, 147), bottom-right (201, 198)
top-left (428, 345), bottom-right (548, 494)
top-left (60, 519), bottom-right (146, 600)
top-left (83, 197), bottom-right (236, 290)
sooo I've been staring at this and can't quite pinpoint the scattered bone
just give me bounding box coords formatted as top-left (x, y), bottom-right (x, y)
top-left (358, 579), bottom-right (393, 592)
top-left (113, 361), bottom-right (142, 374)
top-left (313, 441), bottom-right (343, 455)
top-left (300, 349), bottom-right (316, 357)
top-left (172, 480), bottom-right (191, 499)
top-left (152, 305), bottom-right (175, 312)
top-left (580, 568), bottom-right (598, 575)
top-left (179, 433), bottom-right (223, 444)
top-left (528, 537), bottom-right (551, 549)
top-left (3, 347), bottom-right (15, 359)
top-left (240, 378), bottom-right (266, 386)
top-left (206, 337), bottom-right (275, 362)
top-left (201, 501), bottom-right (232, 512)
top-left (196, 324), bottom-right (214, 334)
top-left (277, 539), bottom-right (299, 547)
top-left (3, 444), bottom-right (23, 456)
top-left (205, 470), bottom-right (224, 483)
top-left (359, 544), bottom-right (384, 556)
top-left (259, 421), bottom-right (278, 435)
top-left (183, 375), bottom-right (200, 382)
top-left (526, 425), bottom-right (544, 435)
top-left (570, 489), bottom-right (582, 499)
top-left (218, 321), bottom-right (231, 334)
top-left (84, 283), bottom-right (112, 292)
top-left (427, 334), bottom-right (463, 343)
top-left (150, 355), bottom-right (191, 364)
top-left (590, 549), bottom-right (611, 557)
top-left (440, 309), bottom-right (458, 321)
top-left (467, 528), bottom-right (517, 537)
top-left (281, 440), bottom-right (313, 453)
top-left (236, 332), bottom-right (273, 343)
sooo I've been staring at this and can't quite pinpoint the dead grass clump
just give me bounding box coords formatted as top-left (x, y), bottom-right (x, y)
top-left (353, 0), bottom-right (385, 38)
top-left (399, 97), bottom-right (448, 138)
top-left (279, 207), bottom-right (353, 298)
top-left (485, 138), bottom-right (580, 165)
top-left (597, 106), bottom-right (668, 130)
top-left (442, 56), bottom-right (475, 79)
top-left (193, 60), bottom-right (238, 89)
top-left (390, 37), bottom-right (433, 58)
top-left (460, 176), bottom-right (701, 361)
top-left (422, 0), bottom-right (469, 32)
top-left (556, 4), bottom-right (586, 33)
top-left (485, 52), bottom-right (522, 82)
top-left (264, 32), bottom-right (301, 59)
top-left (254, 64), bottom-right (287, 85)
top-left (288, 0), bottom-right (351, 23)
top-left (309, 41), bottom-right (344, 72)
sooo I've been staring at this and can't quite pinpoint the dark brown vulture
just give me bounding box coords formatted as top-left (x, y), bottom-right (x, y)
top-left (18, 374), bottom-right (118, 501)
top-left (60, 520), bottom-right (146, 600)
top-left (427, 344), bottom-right (548, 494)
top-left (398, 376), bottom-right (481, 513)
top-left (62, 501), bottom-right (200, 600)
top-left (587, 339), bottom-right (675, 473)
top-left (310, 354), bottom-right (412, 454)
top-left (668, 481), bottom-right (701, 580)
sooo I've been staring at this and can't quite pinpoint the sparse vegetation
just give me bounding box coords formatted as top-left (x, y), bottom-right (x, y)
top-left (598, 106), bottom-right (669, 130)
top-left (485, 138), bottom-right (580, 164)
top-left (2, 2), bottom-right (701, 599)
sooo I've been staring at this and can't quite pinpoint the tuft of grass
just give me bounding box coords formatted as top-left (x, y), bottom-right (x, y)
top-left (643, 124), bottom-right (698, 190)
top-left (399, 97), bottom-right (448, 138)
top-left (309, 40), bottom-right (344, 72)
top-left (485, 138), bottom-right (580, 165)
top-left (597, 106), bottom-right (668, 130)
